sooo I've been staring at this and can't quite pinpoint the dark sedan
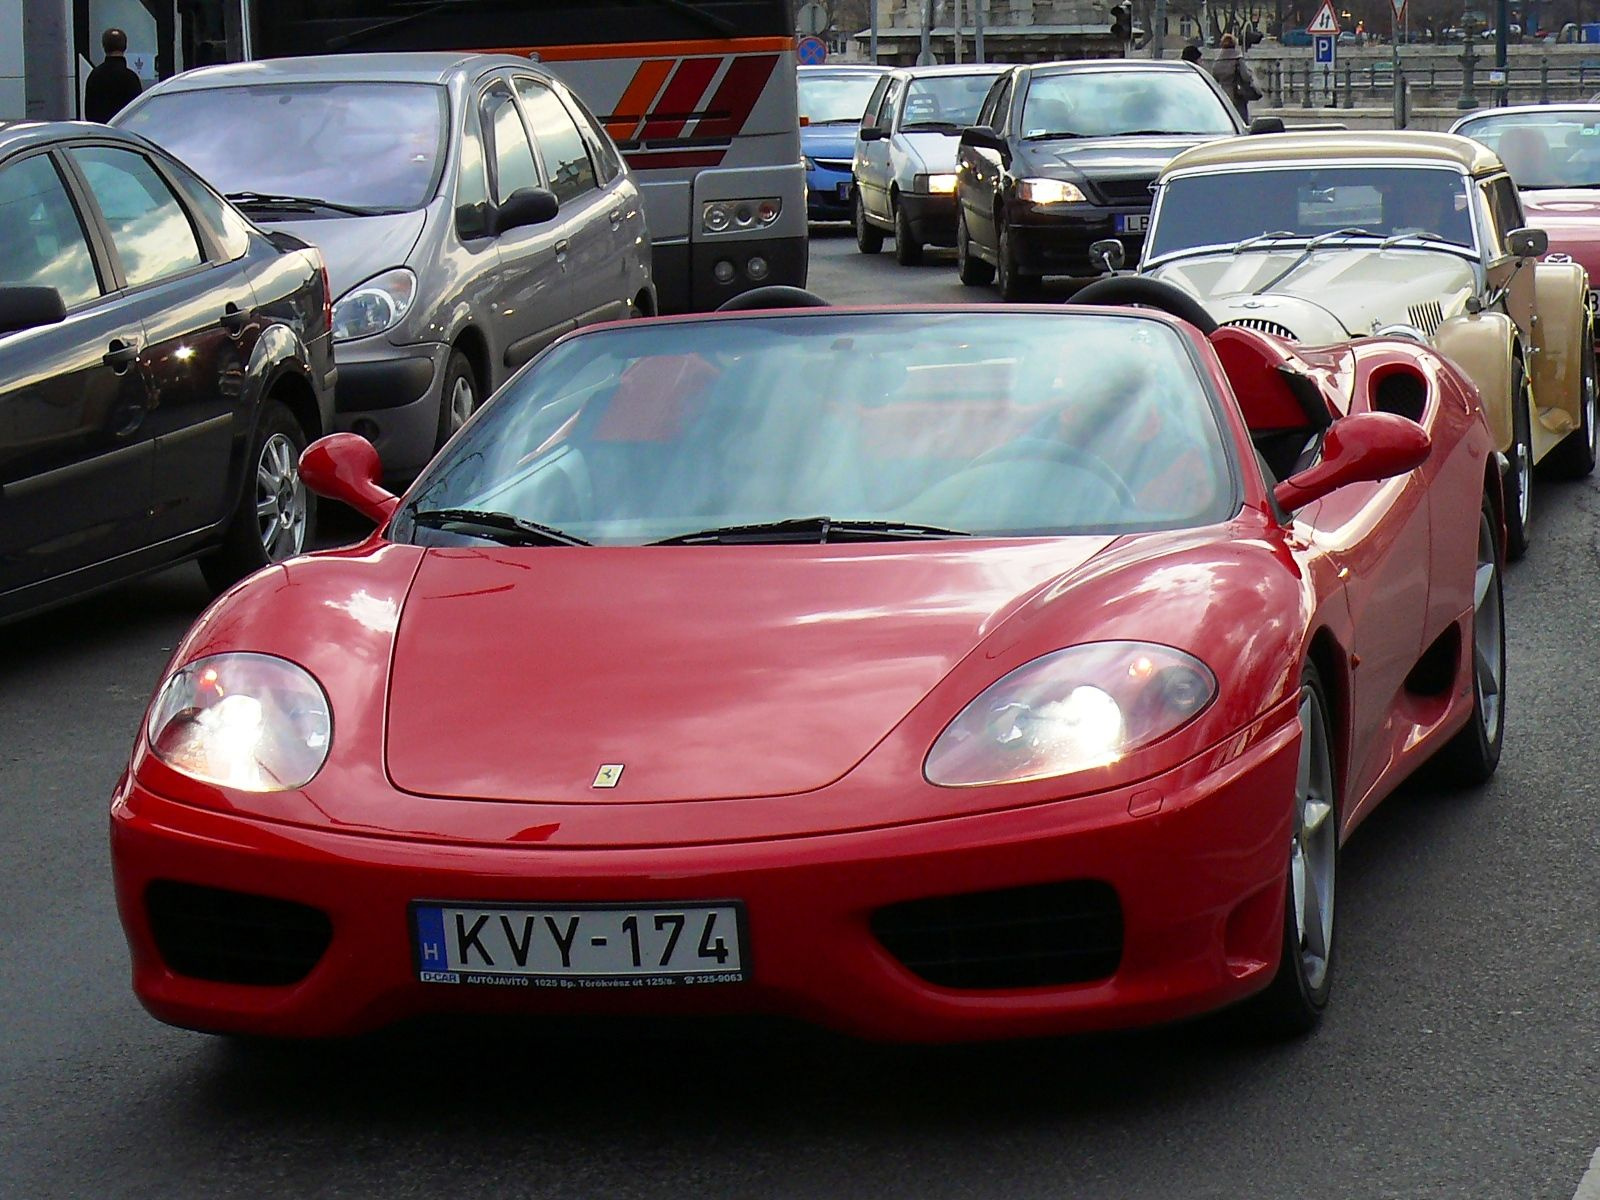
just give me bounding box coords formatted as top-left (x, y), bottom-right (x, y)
top-left (0, 121), bottom-right (335, 623)
top-left (954, 61), bottom-right (1264, 298)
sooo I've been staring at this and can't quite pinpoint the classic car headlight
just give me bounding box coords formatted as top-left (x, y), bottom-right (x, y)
top-left (1372, 323), bottom-right (1431, 344)
top-left (1017, 178), bottom-right (1087, 205)
top-left (925, 642), bottom-right (1216, 788)
top-left (331, 267), bottom-right (417, 342)
top-left (147, 653), bottom-right (332, 792)
top-left (914, 172), bottom-right (958, 194)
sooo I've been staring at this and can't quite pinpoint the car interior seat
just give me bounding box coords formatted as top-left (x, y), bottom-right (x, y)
top-left (1496, 126), bottom-right (1553, 183)
top-left (1209, 324), bottom-right (1334, 481)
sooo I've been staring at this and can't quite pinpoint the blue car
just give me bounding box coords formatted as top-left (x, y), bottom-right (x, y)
top-left (799, 64), bottom-right (889, 221)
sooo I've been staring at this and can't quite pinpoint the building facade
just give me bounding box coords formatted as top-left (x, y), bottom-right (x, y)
top-left (854, 0), bottom-right (1132, 63)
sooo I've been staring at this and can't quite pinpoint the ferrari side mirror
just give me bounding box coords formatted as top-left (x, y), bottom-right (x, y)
top-left (1274, 411), bottom-right (1431, 511)
top-left (300, 433), bottom-right (400, 525)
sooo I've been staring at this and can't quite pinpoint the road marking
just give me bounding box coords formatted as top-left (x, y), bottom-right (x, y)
top-left (1572, 1145), bottom-right (1600, 1199)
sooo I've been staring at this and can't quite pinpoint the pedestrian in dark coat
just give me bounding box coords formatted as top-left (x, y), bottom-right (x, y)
top-left (1181, 43), bottom-right (1204, 64)
top-left (84, 28), bottom-right (143, 123)
top-left (1208, 33), bottom-right (1259, 120)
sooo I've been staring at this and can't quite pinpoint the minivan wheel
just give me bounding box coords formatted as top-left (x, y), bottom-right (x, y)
top-left (435, 349), bottom-right (479, 450)
top-left (199, 398), bottom-right (314, 593)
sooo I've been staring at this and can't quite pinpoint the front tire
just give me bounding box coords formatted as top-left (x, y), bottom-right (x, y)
top-left (892, 199), bottom-right (923, 266)
top-left (853, 189), bottom-right (884, 255)
top-left (956, 207), bottom-right (994, 286)
top-left (1247, 662), bottom-right (1338, 1037)
top-left (1503, 357), bottom-right (1534, 560)
top-left (1543, 329), bottom-right (1598, 479)
top-left (199, 398), bottom-right (314, 593)
top-left (434, 348), bottom-right (479, 452)
top-left (1424, 493), bottom-right (1506, 786)
top-left (996, 219), bottom-right (1037, 301)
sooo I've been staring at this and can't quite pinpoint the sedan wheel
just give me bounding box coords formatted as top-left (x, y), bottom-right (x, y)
top-left (199, 398), bottom-right (316, 594)
top-left (956, 207), bottom-right (994, 286)
top-left (256, 432), bottom-right (309, 563)
top-left (1248, 663), bottom-right (1337, 1035)
top-left (854, 189), bottom-right (884, 255)
top-left (893, 200), bottom-right (923, 266)
top-left (997, 220), bottom-right (1037, 301)
top-left (1425, 494), bottom-right (1506, 786)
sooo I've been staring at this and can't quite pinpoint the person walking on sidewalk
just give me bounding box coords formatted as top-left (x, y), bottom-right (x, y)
top-left (84, 28), bottom-right (143, 123)
top-left (1209, 33), bottom-right (1260, 120)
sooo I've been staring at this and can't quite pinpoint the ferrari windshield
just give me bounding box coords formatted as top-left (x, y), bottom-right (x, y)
top-left (1148, 165), bottom-right (1477, 261)
top-left (1020, 70), bottom-right (1238, 138)
top-left (396, 312), bottom-right (1237, 547)
top-left (1454, 110), bottom-right (1600, 188)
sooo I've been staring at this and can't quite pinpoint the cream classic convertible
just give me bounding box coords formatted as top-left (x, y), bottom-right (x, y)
top-left (1090, 131), bottom-right (1597, 557)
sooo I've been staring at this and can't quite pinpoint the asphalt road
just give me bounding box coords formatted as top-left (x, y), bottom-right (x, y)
top-left (3, 229), bottom-right (1598, 1199)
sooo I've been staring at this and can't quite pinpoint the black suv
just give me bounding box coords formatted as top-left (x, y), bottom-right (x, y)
top-left (0, 122), bottom-right (335, 622)
top-left (954, 60), bottom-right (1274, 298)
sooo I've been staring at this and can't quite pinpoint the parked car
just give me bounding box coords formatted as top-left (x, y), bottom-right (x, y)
top-left (111, 298), bottom-right (1504, 1041)
top-left (0, 121), bottom-right (334, 623)
top-left (953, 59), bottom-right (1264, 299)
top-left (1129, 130), bottom-right (1595, 558)
top-left (799, 64), bottom-right (889, 222)
top-left (1451, 105), bottom-right (1600, 309)
top-left (852, 63), bottom-right (1008, 265)
top-left (116, 53), bottom-right (654, 480)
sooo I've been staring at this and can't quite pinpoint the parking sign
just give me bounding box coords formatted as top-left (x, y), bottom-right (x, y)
top-left (1314, 33), bottom-right (1336, 63)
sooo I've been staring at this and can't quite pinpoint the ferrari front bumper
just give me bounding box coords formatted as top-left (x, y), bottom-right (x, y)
top-left (111, 706), bottom-right (1299, 1042)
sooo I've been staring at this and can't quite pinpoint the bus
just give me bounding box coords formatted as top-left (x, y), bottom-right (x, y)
top-left (238, 0), bottom-right (806, 313)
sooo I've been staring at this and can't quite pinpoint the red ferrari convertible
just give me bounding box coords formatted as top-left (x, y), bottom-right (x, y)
top-left (111, 291), bottom-right (1506, 1042)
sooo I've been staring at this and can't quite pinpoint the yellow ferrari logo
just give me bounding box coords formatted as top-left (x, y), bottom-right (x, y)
top-left (592, 764), bottom-right (624, 788)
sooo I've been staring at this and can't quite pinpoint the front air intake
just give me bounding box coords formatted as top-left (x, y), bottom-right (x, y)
top-left (871, 880), bottom-right (1122, 990)
top-left (146, 881), bottom-right (332, 986)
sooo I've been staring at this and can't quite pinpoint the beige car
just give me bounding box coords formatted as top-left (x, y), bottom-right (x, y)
top-left (1131, 130), bottom-right (1597, 558)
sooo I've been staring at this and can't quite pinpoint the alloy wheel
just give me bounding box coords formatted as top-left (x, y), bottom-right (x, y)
top-left (1470, 510), bottom-right (1505, 746)
top-left (1292, 682), bottom-right (1337, 995)
top-left (255, 432), bottom-right (308, 562)
top-left (447, 372), bottom-right (476, 439)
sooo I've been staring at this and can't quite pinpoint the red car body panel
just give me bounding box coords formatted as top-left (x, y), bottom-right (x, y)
top-left (110, 309), bottom-right (1499, 1041)
top-left (1522, 190), bottom-right (1600, 320)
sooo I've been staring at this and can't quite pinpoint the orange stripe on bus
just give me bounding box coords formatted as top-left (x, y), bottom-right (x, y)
top-left (506, 36), bottom-right (795, 61)
top-left (607, 58), bottom-right (674, 141)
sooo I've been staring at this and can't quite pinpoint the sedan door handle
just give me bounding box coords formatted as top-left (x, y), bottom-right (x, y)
top-left (609, 208), bottom-right (624, 229)
top-left (103, 339), bottom-right (140, 372)
top-left (554, 239), bottom-right (570, 266)
top-left (220, 301), bottom-right (248, 336)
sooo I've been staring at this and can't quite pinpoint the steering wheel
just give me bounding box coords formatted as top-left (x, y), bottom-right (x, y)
top-left (968, 437), bottom-right (1137, 507)
top-left (1070, 276), bottom-right (1219, 335)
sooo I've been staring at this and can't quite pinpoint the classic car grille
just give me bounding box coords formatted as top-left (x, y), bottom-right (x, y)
top-left (1224, 317), bottom-right (1299, 341)
top-left (146, 881), bottom-right (332, 986)
top-left (1093, 177), bottom-right (1157, 205)
top-left (1406, 301), bottom-right (1445, 335)
top-left (871, 880), bottom-right (1123, 990)
top-left (813, 157), bottom-right (852, 173)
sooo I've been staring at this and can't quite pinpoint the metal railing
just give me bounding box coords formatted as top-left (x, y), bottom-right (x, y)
top-left (1259, 53), bottom-right (1600, 114)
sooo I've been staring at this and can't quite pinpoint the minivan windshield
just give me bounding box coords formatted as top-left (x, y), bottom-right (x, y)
top-left (119, 82), bottom-right (449, 213)
top-left (395, 311), bottom-right (1237, 547)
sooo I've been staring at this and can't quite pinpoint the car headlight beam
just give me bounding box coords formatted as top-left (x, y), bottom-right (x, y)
top-left (925, 642), bottom-right (1217, 788)
top-left (914, 172), bottom-right (958, 194)
top-left (1017, 178), bottom-right (1088, 205)
top-left (147, 653), bottom-right (332, 792)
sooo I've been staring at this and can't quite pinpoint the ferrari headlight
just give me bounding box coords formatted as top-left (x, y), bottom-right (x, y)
top-left (147, 653), bottom-right (332, 792)
top-left (914, 172), bottom-right (957, 194)
top-left (1018, 178), bottom-right (1087, 205)
top-left (331, 267), bottom-right (417, 342)
top-left (925, 642), bottom-right (1216, 787)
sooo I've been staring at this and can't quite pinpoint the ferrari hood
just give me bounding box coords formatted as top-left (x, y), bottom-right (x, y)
top-left (1149, 248), bottom-right (1478, 341)
top-left (383, 539), bottom-right (1115, 804)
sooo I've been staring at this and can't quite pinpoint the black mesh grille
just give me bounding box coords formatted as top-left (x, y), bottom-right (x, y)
top-left (872, 880), bottom-right (1122, 990)
top-left (146, 881), bottom-right (332, 986)
top-left (1093, 177), bottom-right (1156, 205)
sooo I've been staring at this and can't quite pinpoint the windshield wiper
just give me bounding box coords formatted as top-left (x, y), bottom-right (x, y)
top-left (1377, 230), bottom-right (1460, 249)
top-left (1252, 227), bottom-right (1379, 294)
top-left (226, 191), bottom-right (388, 217)
top-left (650, 516), bottom-right (969, 546)
top-left (1232, 230), bottom-right (1305, 252)
top-left (1023, 130), bottom-right (1086, 140)
top-left (409, 508), bottom-right (591, 547)
top-left (903, 120), bottom-right (964, 133)
top-left (1116, 128), bottom-right (1199, 136)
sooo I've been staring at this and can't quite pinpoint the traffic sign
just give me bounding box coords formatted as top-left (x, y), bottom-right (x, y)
top-left (797, 1), bottom-right (828, 35)
top-left (1307, 1), bottom-right (1341, 34)
top-left (797, 35), bottom-right (827, 65)
top-left (1314, 32), bottom-right (1336, 62)
top-left (1390, 0), bottom-right (1406, 19)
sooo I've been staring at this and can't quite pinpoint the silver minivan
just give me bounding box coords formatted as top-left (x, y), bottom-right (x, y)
top-left (118, 53), bottom-right (654, 477)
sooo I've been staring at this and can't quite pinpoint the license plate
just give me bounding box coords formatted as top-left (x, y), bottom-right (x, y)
top-left (411, 900), bottom-right (747, 989)
top-left (1115, 213), bottom-right (1149, 234)
top-left (837, 181), bottom-right (851, 200)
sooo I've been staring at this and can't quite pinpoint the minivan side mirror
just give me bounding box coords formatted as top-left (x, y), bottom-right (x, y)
top-left (1274, 411), bottom-right (1431, 511)
top-left (0, 286), bottom-right (66, 337)
top-left (1507, 226), bottom-right (1549, 258)
top-left (492, 186), bottom-right (560, 236)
